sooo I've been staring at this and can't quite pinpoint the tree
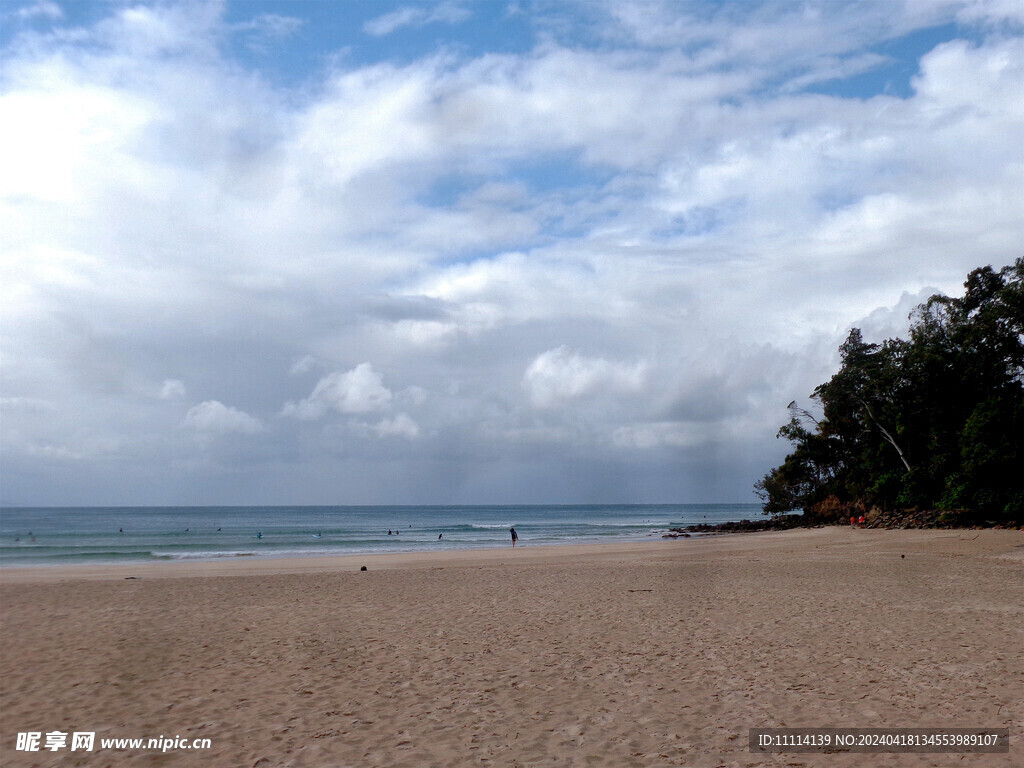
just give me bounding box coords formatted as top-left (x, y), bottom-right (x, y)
top-left (757, 258), bottom-right (1024, 524)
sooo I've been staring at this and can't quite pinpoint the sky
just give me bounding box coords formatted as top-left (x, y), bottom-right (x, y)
top-left (1, 0), bottom-right (1022, 507)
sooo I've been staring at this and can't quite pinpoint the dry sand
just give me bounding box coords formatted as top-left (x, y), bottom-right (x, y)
top-left (1, 527), bottom-right (1020, 767)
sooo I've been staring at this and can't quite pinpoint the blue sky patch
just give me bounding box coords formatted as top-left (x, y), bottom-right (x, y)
top-left (806, 24), bottom-right (970, 99)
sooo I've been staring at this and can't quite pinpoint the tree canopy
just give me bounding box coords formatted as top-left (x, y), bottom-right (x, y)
top-left (756, 258), bottom-right (1024, 525)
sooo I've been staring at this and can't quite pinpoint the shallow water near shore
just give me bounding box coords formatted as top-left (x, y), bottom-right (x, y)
top-left (0, 503), bottom-right (760, 566)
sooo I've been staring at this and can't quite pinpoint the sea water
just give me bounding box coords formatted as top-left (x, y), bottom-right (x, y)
top-left (0, 504), bottom-right (762, 567)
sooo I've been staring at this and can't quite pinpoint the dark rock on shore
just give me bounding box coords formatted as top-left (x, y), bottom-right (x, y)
top-left (670, 515), bottom-right (805, 535)
top-left (667, 507), bottom-right (1020, 535)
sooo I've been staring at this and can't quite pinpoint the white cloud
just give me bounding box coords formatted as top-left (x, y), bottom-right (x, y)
top-left (523, 347), bottom-right (647, 409)
top-left (282, 363), bottom-right (394, 419)
top-left (14, 1), bottom-right (63, 21)
top-left (184, 400), bottom-right (264, 435)
top-left (364, 2), bottom-right (471, 37)
top-left (397, 386), bottom-right (428, 407)
top-left (230, 13), bottom-right (304, 54)
top-left (374, 412), bottom-right (421, 439)
top-left (957, 0), bottom-right (1024, 26)
top-left (232, 13), bottom-right (304, 39)
top-left (159, 379), bottom-right (187, 400)
top-left (289, 356), bottom-right (318, 376)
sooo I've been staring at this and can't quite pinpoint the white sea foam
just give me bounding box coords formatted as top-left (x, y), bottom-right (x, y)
top-left (153, 551), bottom-right (258, 560)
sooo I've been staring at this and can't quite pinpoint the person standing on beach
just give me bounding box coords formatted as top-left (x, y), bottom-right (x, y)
top-left (510, 527), bottom-right (518, 547)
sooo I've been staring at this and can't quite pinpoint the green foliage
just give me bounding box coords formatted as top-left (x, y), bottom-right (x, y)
top-left (757, 258), bottom-right (1024, 525)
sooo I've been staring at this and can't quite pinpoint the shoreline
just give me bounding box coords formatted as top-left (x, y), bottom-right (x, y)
top-left (0, 532), bottom-right (755, 583)
top-left (2, 525), bottom-right (1019, 583)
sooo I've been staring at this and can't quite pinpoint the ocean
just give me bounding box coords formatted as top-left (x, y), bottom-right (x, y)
top-left (0, 504), bottom-right (763, 567)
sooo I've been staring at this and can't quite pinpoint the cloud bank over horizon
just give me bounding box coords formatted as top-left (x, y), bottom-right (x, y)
top-left (2, 0), bottom-right (1022, 506)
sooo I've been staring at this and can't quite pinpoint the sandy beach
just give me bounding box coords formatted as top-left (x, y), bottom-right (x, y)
top-left (1, 527), bottom-right (1020, 767)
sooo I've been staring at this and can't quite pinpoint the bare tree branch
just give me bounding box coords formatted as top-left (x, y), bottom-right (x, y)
top-left (857, 397), bottom-right (912, 473)
top-left (787, 400), bottom-right (820, 426)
